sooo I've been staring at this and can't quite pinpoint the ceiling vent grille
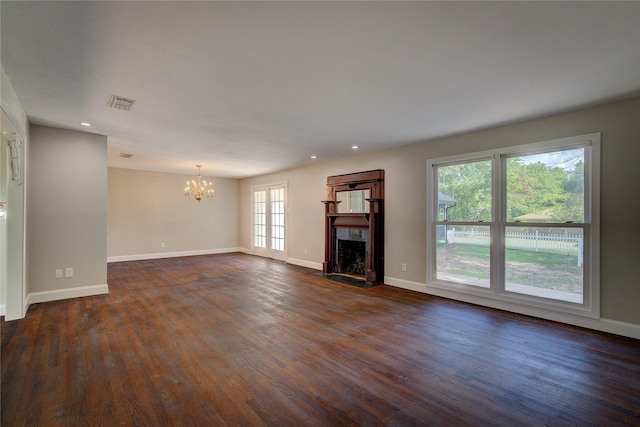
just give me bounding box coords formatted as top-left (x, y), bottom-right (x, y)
top-left (108, 95), bottom-right (136, 111)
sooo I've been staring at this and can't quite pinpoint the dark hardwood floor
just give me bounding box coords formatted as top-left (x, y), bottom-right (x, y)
top-left (2, 253), bottom-right (640, 426)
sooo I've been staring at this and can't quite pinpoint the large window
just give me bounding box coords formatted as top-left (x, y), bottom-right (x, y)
top-left (427, 134), bottom-right (600, 316)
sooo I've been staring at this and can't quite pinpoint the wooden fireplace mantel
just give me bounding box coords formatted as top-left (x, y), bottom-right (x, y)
top-left (322, 170), bottom-right (384, 285)
top-left (328, 213), bottom-right (369, 228)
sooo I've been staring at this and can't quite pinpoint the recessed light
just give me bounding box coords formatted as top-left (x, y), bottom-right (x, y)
top-left (352, 145), bottom-right (359, 150)
top-left (80, 122), bottom-right (91, 127)
top-left (310, 155), bottom-right (317, 159)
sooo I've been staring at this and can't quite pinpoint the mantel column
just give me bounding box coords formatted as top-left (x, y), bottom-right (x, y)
top-left (366, 198), bottom-right (382, 284)
top-left (321, 201), bottom-right (338, 274)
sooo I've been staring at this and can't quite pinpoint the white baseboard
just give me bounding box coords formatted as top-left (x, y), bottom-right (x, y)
top-left (384, 276), bottom-right (429, 293)
top-left (0, 304), bottom-right (5, 316)
top-left (107, 247), bottom-right (245, 263)
top-left (384, 276), bottom-right (640, 340)
top-left (599, 319), bottom-right (640, 340)
top-left (26, 284), bottom-right (109, 307)
top-left (287, 257), bottom-right (322, 270)
top-left (236, 250), bottom-right (321, 271)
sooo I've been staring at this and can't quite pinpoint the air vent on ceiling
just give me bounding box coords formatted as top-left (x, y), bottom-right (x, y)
top-left (119, 153), bottom-right (133, 158)
top-left (108, 95), bottom-right (136, 111)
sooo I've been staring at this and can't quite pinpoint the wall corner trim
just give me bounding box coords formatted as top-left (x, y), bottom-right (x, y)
top-left (25, 284), bottom-right (109, 308)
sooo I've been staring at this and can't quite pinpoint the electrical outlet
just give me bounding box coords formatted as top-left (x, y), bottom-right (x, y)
top-left (65, 268), bottom-right (74, 278)
top-left (402, 263), bottom-right (407, 272)
top-left (304, 248), bottom-right (308, 255)
top-left (161, 242), bottom-right (166, 248)
top-left (56, 269), bottom-right (63, 279)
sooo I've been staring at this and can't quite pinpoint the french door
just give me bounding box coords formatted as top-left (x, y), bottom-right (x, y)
top-left (252, 183), bottom-right (286, 261)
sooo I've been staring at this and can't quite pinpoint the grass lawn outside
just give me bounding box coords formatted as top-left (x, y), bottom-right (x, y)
top-left (436, 242), bottom-right (582, 295)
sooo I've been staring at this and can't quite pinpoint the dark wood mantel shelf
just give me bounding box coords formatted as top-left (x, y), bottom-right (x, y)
top-left (326, 213), bottom-right (369, 218)
top-left (329, 214), bottom-right (370, 228)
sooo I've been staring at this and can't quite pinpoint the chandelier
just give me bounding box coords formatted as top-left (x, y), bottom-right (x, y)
top-left (184, 165), bottom-right (214, 202)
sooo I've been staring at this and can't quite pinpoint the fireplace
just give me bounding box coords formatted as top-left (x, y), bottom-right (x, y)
top-left (335, 228), bottom-right (369, 276)
top-left (322, 170), bottom-right (384, 286)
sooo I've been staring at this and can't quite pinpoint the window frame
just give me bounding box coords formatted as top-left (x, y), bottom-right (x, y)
top-left (426, 133), bottom-right (600, 318)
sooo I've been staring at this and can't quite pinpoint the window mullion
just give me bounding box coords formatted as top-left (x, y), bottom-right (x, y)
top-left (264, 188), bottom-right (270, 249)
top-left (492, 154), bottom-right (505, 294)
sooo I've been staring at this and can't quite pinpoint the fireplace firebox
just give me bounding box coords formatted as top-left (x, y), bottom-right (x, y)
top-left (335, 228), bottom-right (369, 276)
top-left (322, 170), bottom-right (384, 286)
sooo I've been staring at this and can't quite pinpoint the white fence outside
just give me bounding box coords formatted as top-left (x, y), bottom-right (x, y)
top-left (438, 226), bottom-right (583, 266)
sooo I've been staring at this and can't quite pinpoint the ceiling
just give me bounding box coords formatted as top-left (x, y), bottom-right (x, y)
top-left (2, 1), bottom-right (639, 179)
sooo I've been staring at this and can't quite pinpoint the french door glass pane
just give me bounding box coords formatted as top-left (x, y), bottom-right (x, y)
top-left (437, 160), bottom-right (492, 222)
top-left (505, 227), bottom-right (583, 303)
top-left (436, 225), bottom-right (490, 287)
top-left (506, 148), bottom-right (584, 223)
top-left (253, 190), bottom-right (266, 248)
top-left (270, 188), bottom-right (285, 251)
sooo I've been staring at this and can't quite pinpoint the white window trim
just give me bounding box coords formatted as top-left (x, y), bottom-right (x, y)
top-left (426, 133), bottom-right (600, 319)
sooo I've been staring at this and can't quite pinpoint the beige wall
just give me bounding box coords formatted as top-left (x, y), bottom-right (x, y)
top-left (240, 96), bottom-right (640, 328)
top-left (28, 125), bottom-right (107, 294)
top-left (107, 168), bottom-right (239, 259)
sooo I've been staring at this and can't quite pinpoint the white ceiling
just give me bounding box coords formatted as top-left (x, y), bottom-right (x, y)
top-left (2, 1), bottom-right (639, 178)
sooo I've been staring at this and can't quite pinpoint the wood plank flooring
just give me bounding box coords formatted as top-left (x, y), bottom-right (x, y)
top-left (2, 253), bottom-right (640, 426)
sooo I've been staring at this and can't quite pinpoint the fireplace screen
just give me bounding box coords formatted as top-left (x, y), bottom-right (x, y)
top-left (335, 228), bottom-right (369, 276)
